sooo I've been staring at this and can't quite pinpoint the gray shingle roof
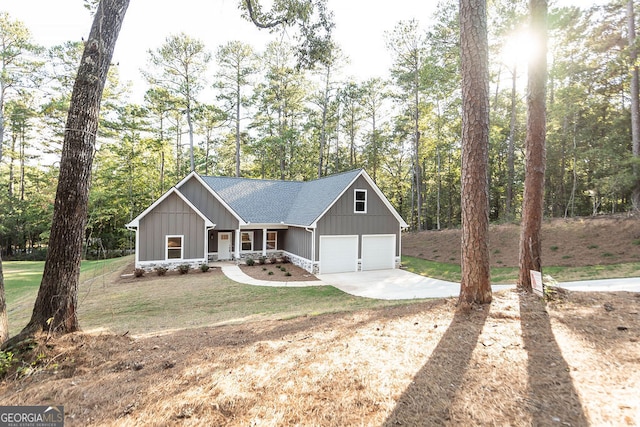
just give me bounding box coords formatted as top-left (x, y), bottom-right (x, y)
top-left (199, 169), bottom-right (362, 226)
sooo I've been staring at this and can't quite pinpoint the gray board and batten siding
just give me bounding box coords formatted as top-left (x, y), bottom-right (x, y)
top-left (315, 175), bottom-right (402, 260)
top-left (138, 192), bottom-right (205, 262)
top-left (179, 175), bottom-right (240, 230)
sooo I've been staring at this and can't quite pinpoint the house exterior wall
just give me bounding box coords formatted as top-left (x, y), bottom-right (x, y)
top-left (139, 192), bottom-right (205, 262)
top-left (315, 175), bottom-right (400, 261)
top-left (283, 227), bottom-right (312, 260)
top-left (179, 176), bottom-right (240, 229)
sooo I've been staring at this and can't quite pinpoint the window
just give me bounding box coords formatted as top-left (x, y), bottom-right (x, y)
top-left (354, 189), bottom-right (367, 213)
top-left (266, 231), bottom-right (277, 250)
top-left (166, 235), bottom-right (183, 259)
top-left (241, 231), bottom-right (253, 251)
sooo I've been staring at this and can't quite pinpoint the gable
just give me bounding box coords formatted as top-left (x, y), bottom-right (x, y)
top-left (178, 175), bottom-right (242, 229)
top-left (311, 170), bottom-right (408, 228)
top-left (126, 186), bottom-right (213, 229)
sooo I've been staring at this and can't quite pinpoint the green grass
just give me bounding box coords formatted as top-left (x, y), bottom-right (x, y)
top-left (402, 256), bottom-right (640, 285)
top-left (3, 256), bottom-right (416, 337)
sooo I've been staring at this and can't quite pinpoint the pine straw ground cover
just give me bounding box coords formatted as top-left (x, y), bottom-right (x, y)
top-left (1, 288), bottom-right (638, 426)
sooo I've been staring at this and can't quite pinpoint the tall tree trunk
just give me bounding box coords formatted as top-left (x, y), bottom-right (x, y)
top-left (236, 77), bottom-right (241, 177)
top-left (0, 252), bottom-right (7, 344)
top-left (459, 0), bottom-right (491, 305)
top-left (627, 0), bottom-right (640, 210)
top-left (519, 0), bottom-right (548, 291)
top-left (506, 64), bottom-right (517, 220)
top-left (20, 0), bottom-right (129, 336)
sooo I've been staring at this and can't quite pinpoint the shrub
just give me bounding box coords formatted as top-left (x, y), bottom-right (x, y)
top-left (155, 266), bottom-right (168, 276)
top-left (280, 266), bottom-right (287, 272)
top-left (178, 264), bottom-right (190, 274)
top-left (270, 256), bottom-right (278, 264)
top-left (258, 256), bottom-right (266, 265)
top-left (268, 271), bottom-right (274, 275)
top-left (246, 257), bottom-right (255, 266)
top-left (200, 264), bottom-right (210, 272)
top-left (134, 268), bottom-right (145, 278)
top-left (285, 272), bottom-right (292, 277)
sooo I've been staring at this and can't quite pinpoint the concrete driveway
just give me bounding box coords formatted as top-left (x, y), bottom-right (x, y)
top-left (317, 269), bottom-right (513, 300)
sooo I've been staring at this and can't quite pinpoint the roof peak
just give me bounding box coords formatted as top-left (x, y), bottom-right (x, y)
top-left (198, 168), bottom-right (363, 183)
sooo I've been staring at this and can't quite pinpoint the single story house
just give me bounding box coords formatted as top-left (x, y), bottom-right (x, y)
top-left (126, 169), bottom-right (408, 274)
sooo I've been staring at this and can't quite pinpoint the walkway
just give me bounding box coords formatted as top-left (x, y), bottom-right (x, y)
top-left (221, 264), bottom-right (640, 300)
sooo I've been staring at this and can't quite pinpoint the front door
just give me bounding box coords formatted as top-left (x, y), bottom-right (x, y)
top-left (218, 232), bottom-right (232, 260)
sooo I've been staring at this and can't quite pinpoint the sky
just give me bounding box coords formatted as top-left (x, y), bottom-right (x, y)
top-left (3, 0), bottom-right (606, 102)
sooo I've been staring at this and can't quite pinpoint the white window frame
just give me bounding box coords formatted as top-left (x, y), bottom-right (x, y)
top-left (166, 235), bottom-right (184, 260)
top-left (266, 231), bottom-right (278, 250)
top-left (354, 189), bottom-right (367, 213)
top-left (241, 231), bottom-right (254, 251)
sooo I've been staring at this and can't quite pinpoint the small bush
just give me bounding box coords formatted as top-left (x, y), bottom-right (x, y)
top-left (285, 272), bottom-right (292, 277)
top-left (550, 245), bottom-right (559, 251)
top-left (262, 267), bottom-right (267, 271)
top-left (155, 266), bottom-right (168, 276)
top-left (282, 256), bottom-right (290, 264)
top-left (134, 268), bottom-right (145, 278)
top-left (258, 256), bottom-right (266, 265)
top-left (270, 256), bottom-right (278, 264)
top-left (178, 264), bottom-right (190, 274)
top-left (268, 271), bottom-right (274, 275)
top-left (200, 264), bottom-right (210, 272)
top-left (246, 258), bottom-right (255, 266)
top-left (280, 266), bottom-right (287, 272)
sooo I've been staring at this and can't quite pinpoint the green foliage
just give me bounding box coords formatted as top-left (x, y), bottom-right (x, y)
top-left (178, 264), bottom-right (190, 274)
top-left (0, 350), bottom-right (15, 378)
top-left (155, 266), bottom-right (168, 276)
top-left (200, 264), bottom-right (210, 272)
top-left (246, 258), bottom-right (255, 266)
top-left (134, 268), bottom-right (145, 278)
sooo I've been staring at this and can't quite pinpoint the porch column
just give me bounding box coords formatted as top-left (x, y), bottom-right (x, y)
top-left (262, 228), bottom-right (268, 256)
top-left (235, 229), bottom-right (241, 260)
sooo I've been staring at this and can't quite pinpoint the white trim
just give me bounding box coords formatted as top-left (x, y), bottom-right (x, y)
top-left (266, 230), bottom-right (278, 251)
top-left (354, 189), bottom-right (368, 213)
top-left (218, 231), bottom-right (232, 260)
top-left (310, 169), bottom-right (409, 228)
top-left (125, 187), bottom-right (214, 228)
top-left (240, 231), bottom-right (254, 251)
top-left (177, 172), bottom-right (247, 226)
top-left (166, 235), bottom-right (184, 260)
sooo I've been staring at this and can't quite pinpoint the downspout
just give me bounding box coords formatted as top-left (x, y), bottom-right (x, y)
top-left (305, 227), bottom-right (315, 270)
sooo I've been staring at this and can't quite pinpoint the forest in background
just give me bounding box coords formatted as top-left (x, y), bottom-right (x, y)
top-left (0, 0), bottom-right (638, 258)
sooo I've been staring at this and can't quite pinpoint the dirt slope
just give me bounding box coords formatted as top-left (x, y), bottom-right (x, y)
top-left (403, 214), bottom-right (640, 267)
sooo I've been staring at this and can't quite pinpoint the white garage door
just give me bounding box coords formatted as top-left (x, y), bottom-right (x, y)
top-left (319, 235), bottom-right (358, 274)
top-left (361, 234), bottom-right (396, 271)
